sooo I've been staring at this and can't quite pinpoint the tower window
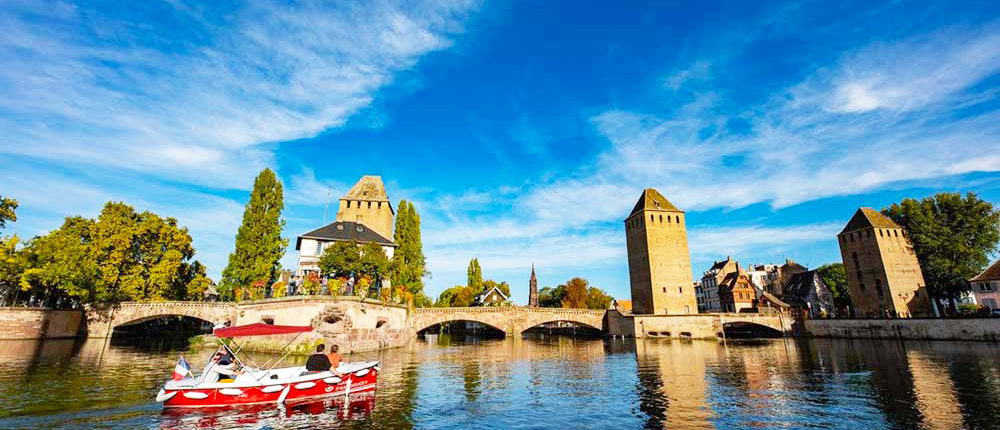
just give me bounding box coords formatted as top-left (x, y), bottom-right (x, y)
top-left (651, 214), bottom-right (654, 222)
top-left (662, 287), bottom-right (666, 293)
top-left (679, 287), bottom-right (683, 294)
top-left (875, 279), bottom-right (884, 298)
top-left (347, 201), bottom-right (351, 208)
top-left (659, 215), bottom-right (663, 223)
top-left (675, 215), bottom-right (680, 223)
top-left (368, 201), bottom-right (372, 208)
top-left (894, 230), bottom-right (899, 237)
top-left (856, 270), bottom-right (863, 281)
top-left (859, 282), bottom-right (866, 291)
top-left (879, 230), bottom-right (883, 237)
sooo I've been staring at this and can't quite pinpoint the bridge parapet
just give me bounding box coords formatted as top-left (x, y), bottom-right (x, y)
top-left (410, 307), bottom-right (606, 336)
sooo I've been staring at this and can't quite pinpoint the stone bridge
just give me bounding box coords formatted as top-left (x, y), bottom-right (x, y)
top-left (84, 301), bottom-right (237, 338)
top-left (410, 307), bottom-right (607, 337)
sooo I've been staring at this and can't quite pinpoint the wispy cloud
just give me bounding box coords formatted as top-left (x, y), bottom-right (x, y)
top-left (0, 0), bottom-right (479, 188)
top-left (419, 22), bottom-right (1000, 295)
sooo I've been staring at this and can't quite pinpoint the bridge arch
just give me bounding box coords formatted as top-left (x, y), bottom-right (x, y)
top-left (85, 301), bottom-right (237, 338)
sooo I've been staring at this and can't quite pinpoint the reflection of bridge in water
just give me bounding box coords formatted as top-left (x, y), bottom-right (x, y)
top-left (84, 299), bottom-right (792, 341)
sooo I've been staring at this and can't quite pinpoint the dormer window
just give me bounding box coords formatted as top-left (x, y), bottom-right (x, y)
top-left (357, 226), bottom-right (363, 232)
top-left (337, 224), bottom-right (344, 230)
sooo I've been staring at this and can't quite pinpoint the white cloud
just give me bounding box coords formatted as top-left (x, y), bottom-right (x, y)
top-left (799, 24), bottom-right (1000, 113)
top-left (416, 23), bottom-right (1000, 296)
top-left (664, 60), bottom-right (711, 91)
top-left (0, 0), bottom-right (479, 189)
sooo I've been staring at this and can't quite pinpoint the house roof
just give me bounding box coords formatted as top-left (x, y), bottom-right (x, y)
top-left (784, 270), bottom-right (821, 296)
top-left (759, 290), bottom-right (790, 308)
top-left (613, 299), bottom-right (632, 312)
top-left (477, 285), bottom-right (509, 301)
top-left (972, 260), bottom-right (1000, 282)
top-left (295, 221), bottom-right (395, 250)
top-left (840, 207), bottom-right (902, 234)
top-left (628, 188), bottom-right (681, 217)
top-left (343, 175), bottom-right (390, 202)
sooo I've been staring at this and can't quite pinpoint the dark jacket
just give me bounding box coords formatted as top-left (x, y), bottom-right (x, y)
top-left (305, 353), bottom-right (332, 372)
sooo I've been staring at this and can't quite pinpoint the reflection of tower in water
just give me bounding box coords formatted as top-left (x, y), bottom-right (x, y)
top-left (907, 350), bottom-right (965, 430)
top-left (634, 340), bottom-right (713, 429)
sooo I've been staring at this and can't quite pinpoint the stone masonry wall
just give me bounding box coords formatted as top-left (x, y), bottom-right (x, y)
top-left (803, 318), bottom-right (1000, 341)
top-left (0, 308), bottom-right (82, 339)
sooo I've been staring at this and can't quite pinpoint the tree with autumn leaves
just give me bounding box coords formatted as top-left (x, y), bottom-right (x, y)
top-left (8, 202), bottom-right (212, 305)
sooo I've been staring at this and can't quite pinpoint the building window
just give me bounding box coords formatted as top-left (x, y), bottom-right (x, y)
top-left (979, 283), bottom-right (993, 292)
top-left (875, 279), bottom-right (884, 298)
top-left (679, 287), bottom-right (683, 294)
top-left (659, 215), bottom-right (663, 223)
top-left (894, 230), bottom-right (899, 237)
top-left (879, 230), bottom-right (883, 237)
top-left (651, 214), bottom-right (654, 222)
top-left (675, 215), bottom-right (680, 223)
top-left (662, 287), bottom-right (666, 293)
top-left (860, 282), bottom-right (866, 291)
top-left (347, 201), bottom-right (351, 208)
top-left (368, 201), bottom-right (372, 208)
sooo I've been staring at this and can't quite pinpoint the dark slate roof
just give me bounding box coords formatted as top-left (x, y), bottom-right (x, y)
top-left (629, 188), bottom-right (681, 217)
top-left (295, 221), bottom-right (395, 250)
top-left (972, 260), bottom-right (1000, 282)
top-left (840, 207), bottom-right (902, 234)
top-left (759, 290), bottom-right (789, 308)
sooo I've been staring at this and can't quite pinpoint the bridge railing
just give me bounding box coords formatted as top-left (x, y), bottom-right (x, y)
top-left (413, 307), bottom-right (605, 315)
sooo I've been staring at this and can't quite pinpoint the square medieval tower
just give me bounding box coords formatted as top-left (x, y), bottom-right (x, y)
top-left (335, 175), bottom-right (395, 241)
top-left (837, 208), bottom-right (933, 317)
top-left (625, 188), bottom-right (697, 315)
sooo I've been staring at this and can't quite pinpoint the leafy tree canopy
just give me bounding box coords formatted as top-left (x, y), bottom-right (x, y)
top-left (0, 195), bottom-right (17, 231)
top-left (816, 263), bottom-right (850, 309)
top-left (882, 192), bottom-right (1000, 299)
top-left (15, 202), bottom-right (210, 304)
top-left (467, 258), bottom-right (483, 293)
top-left (392, 200), bottom-right (427, 305)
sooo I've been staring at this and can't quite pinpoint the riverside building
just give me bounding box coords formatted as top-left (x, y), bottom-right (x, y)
top-left (624, 188), bottom-right (697, 315)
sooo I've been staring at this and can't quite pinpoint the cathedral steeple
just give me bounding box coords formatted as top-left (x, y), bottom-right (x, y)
top-left (528, 264), bottom-right (539, 307)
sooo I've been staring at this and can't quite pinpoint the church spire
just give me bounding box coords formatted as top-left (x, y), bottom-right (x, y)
top-left (528, 264), bottom-right (539, 307)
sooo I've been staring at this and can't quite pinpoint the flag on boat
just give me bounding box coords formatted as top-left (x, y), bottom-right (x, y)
top-left (172, 356), bottom-right (192, 380)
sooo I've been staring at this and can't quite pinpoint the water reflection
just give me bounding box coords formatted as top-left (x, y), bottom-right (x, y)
top-left (3, 336), bottom-right (1000, 429)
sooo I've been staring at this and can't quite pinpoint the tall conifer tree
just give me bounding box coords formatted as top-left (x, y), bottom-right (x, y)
top-left (467, 258), bottom-right (483, 293)
top-left (392, 200), bottom-right (427, 302)
top-left (220, 169), bottom-right (288, 300)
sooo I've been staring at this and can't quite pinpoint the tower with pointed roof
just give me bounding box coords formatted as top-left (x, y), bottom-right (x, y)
top-left (528, 265), bottom-right (539, 307)
top-left (838, 207), bottom-right (932, 317)
top-left (335, 175), bottom-right (394, 241)
top-left (624, 188), bottom-right (697, 315)
top-left (294, 175), bottom-right (397, 278)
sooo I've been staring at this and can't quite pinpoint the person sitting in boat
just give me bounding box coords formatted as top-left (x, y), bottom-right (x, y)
top-left (326, 344), bottom-right (342, 375)
top-left (304, 344), bottom-right (332, 373)
top-left (203, 350), bottom-right (243, 382)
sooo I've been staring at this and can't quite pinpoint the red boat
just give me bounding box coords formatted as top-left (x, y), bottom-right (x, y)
top-left (156, 322), bottom-right (379, 408)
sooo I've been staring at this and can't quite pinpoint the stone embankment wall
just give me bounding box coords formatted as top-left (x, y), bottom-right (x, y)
top-left (0, 308), bottom-right (82, 339)
top-left (232, 296), bottom-right (410, 355)
top-left (803, 318), bottom-right (1000, 341)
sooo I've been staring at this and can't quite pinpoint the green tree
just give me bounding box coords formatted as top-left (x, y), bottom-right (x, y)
top-left (586, 286), bottom-right (614, 310)
top-left (0, 195), bottom-right (17, 231)
top-left (467, 258), bottom-right (483, 294)
top-left (882, 192), bottom-right (1000, 302)
top-left (436, 285), bottom-right (477, 307)
top-left (561, 277), bottom-right (589, 309)
top-left (359, 242), bottom-right (392, 289)
top-left (318, 241), bottom-right (362, 279)
top-left (19, 203), bottom-right (208, 303)
top-left (220, 169), bottom-right (288, 300)
top-left (538, 285), bottom-right (565, 308)
top-left (816, 263), bottom-right (850, 309)
top-left (0, 235), bottom-right (24, 305)
top-left (392, 200), bottom-right (428, 304)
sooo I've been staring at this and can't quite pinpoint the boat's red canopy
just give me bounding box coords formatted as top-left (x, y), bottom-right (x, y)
top-left (213, 323), bottom-right (313, 338)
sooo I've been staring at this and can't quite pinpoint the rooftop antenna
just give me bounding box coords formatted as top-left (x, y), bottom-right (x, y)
top-left (322, 186), bottom-right (333, 225)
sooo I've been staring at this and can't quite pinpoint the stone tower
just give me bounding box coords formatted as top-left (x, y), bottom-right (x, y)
top-left (625, 188), bottom-right (697, 315)
top-left (335, 175), bottom-right (394, 240)
top-left (528, 265), bottom-right (539, 307)
top-left (838, 208), bottom-right (932, 317)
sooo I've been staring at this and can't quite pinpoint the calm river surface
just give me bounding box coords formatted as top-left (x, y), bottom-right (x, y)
top-left (2, 335), bottom-right (1000, 429)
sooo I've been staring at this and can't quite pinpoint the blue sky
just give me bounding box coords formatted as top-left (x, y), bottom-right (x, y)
top-left (2, 0), bottom-right (1000, 304)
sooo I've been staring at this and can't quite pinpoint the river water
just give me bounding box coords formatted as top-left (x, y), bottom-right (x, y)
top-left (1, 334), bottom-right (999, 429)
